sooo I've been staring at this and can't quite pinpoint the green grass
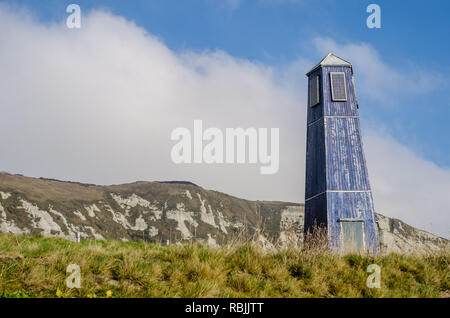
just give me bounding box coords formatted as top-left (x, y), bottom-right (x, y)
top-left (0, 233), bottom-right (448, 298)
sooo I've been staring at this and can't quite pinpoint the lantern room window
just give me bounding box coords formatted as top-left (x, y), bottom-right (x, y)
top-left (330, 72), bottom-right (347, 101)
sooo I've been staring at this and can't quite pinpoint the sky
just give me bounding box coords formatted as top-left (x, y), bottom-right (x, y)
top-left (0, 0), bottom-right (449, 238)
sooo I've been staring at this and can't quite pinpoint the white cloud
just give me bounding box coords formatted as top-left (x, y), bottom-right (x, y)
top-left (0, 5), bottom-right (306, 206)
top-left (365, 130), bottom-right (450, 239)
top-left (0, 6), bottom-right (448, 238)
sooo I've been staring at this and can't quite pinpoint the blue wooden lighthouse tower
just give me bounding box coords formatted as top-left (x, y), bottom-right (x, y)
top-left (304, 53), bottom-right (379, 254)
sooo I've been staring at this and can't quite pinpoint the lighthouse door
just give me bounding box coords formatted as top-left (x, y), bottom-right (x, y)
top-left (339, 219), bottom-right (365, 253)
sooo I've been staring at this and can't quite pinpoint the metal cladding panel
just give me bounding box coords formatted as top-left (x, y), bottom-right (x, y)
top-left (304, 192), bottom-right (328, 234)
top-left (305, 118), bottom-right (326, 199)
top-left (306, 69), bottom-right (324, 125)
top-left (322, 66), bottom-right (358, 117)
top-left (325, 117), bottom-right (371, 191)
top-left (327, 191), bottom-right (379, 253)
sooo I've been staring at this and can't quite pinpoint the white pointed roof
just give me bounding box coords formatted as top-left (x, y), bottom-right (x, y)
top-left (306, 53), bottom-right (352, 76)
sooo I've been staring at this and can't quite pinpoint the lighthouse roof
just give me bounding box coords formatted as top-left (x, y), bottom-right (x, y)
top-left (306, 53), bottom-right (352, 76)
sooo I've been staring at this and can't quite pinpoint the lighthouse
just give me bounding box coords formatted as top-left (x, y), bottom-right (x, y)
top-left (304, 53), bottom-right (379, 254)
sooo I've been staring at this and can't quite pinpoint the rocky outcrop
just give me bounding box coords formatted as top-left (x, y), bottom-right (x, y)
top-left (376, 214), bottom-right (448, 254)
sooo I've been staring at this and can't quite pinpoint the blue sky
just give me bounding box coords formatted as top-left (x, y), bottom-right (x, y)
top-left (6, 0), bottom-right (450, 168)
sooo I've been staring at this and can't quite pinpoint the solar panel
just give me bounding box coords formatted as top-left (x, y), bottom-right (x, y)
top-left (330, 72), bottom-right (347, 101)
top-left (309, 75), bottom-right (319, 107)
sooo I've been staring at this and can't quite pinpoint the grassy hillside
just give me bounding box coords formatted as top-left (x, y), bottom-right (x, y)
top-left (1, 172), bottom-right (448, 254)
top-left (0, 233), bottom-right (448, 298)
